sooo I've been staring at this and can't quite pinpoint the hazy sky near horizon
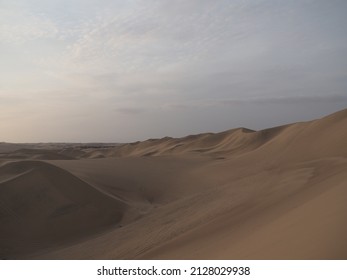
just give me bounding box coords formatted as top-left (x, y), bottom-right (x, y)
top-left (1, 0), bottom-right (347, 142)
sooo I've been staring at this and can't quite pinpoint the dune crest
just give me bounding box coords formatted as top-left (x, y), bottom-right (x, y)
top-left (107, 108), bottom-right (347, 160)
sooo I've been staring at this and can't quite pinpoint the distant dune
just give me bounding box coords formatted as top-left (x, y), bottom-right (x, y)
top-left (0, 108), bottom-right (346, 259)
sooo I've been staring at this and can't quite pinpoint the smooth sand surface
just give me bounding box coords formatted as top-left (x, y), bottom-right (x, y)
top-left (0, 108), bottom-right (346, 259)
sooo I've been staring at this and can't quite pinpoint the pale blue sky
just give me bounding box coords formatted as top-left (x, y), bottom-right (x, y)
top-left (1, 0), bottom-right (347, 142)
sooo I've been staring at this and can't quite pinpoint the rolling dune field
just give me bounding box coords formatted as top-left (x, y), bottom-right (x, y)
top-left (1, 109), bottom-right (347, 259)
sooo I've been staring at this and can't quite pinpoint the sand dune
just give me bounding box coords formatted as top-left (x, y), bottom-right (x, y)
top-left (0, 108), bottom-right (346, 259)
top-left (0, 160), bottom-right (124, 259)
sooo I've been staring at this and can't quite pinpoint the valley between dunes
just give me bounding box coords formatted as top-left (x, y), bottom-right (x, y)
top-left (1, 109), bottom-right (347, 259)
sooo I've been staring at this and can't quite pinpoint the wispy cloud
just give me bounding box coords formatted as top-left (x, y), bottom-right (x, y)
top-left (1, 0), bottom-right (347, 141)
top-left (0, 8), bottom-right (59, 44)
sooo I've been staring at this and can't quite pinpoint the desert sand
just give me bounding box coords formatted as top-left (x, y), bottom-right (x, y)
top-left (0, 109), bottom-right (346, 259)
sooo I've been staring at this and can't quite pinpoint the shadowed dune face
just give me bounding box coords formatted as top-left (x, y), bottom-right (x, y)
top-left (0, 161), bottom-right (124, 259)
top-left (0, 108), bottom-right (346, 259)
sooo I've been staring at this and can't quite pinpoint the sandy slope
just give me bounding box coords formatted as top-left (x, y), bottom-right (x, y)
top-left (0, 108), bottom-right (346, 259)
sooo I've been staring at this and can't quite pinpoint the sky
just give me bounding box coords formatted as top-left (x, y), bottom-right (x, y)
top-left (1, 0), bottom-right (347, 142)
